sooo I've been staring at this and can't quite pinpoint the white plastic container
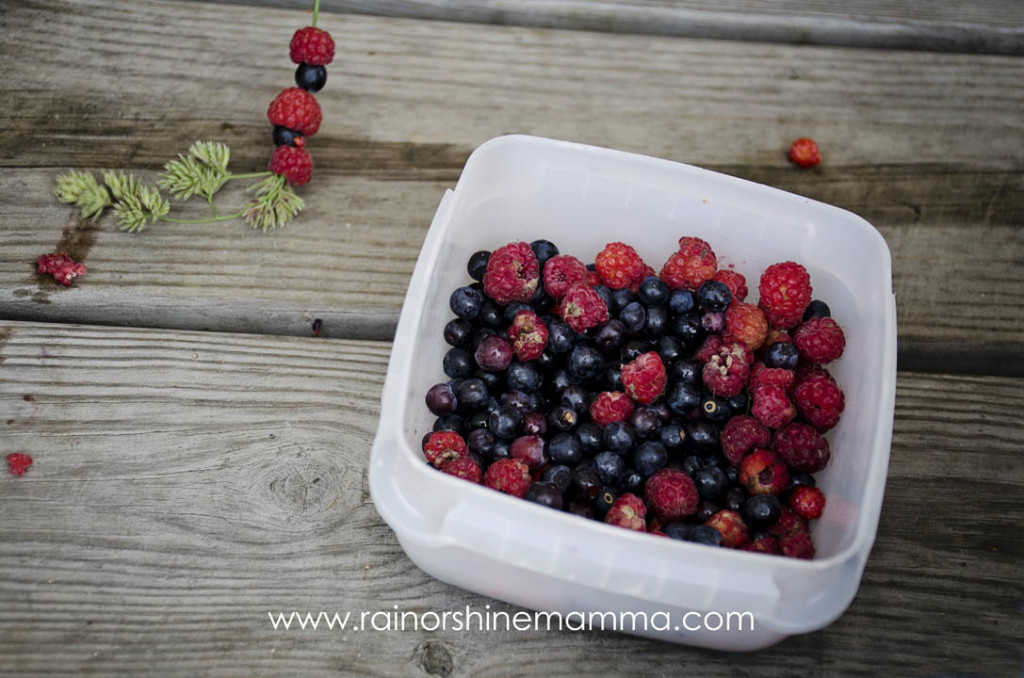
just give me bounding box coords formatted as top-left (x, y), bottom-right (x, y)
top-left (369, 135), bottom-right (897, 651)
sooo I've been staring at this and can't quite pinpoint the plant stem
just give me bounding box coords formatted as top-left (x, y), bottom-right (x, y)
top-left (207, 194), bottom-right (219, 217)
top-left (159, 211), bottom-right (244, 225)
top-left (227, 171), bottom-right (272, 180)
top-left (312, 0), bottom-right (320, 27)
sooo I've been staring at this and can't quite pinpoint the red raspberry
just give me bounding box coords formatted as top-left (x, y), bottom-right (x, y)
top-left (586, 269), bottom-right (601, 288)
top-left (739, 449), bottom-right (789, 495)
top-left (36, 253), bottom-right (87, 287)
top-left (267, 87), bottom-right (323, 136)
top-left (558, 283), bottom-right (609, 333)
top-left (644, 468), bottom-right (698, 521)
top-left (595, 242), bottom-right (645, 290)
top-left (628, 264), bottom-right (656, 293)
top-left (483, 242), bottom-right (540, 305)
top-left (542, 255), bottom-right (588, 299)
top-left (507, 310), bottom-right (548, 362)
top-left (268, 145), bottom-right (314, 186)
top-left (605, 493), bottom-right (647, 531)
top-left (290, 26), bottom-right (335, 65)
top-left (764, 328), bottom-right (792, 346)
top-left (743, 533), bottom-right (780, 555)
top-left (484, 458), bottom-right (532, 498)
top-left (723, 302), bottom-right (767, 350)
top-left (705, 510), bottom-right (749, 548)
top-left (788, 137), bottom-right (822, 168)
top-left (772, 423), bottom-right (830, 472)
top-left (769, 506), bottom-right (809, 536)
top-left (758, 261), bottom-right (812, 330)
top-left (693, 334), bottom-right (723, 363)
top-left (423, 431), bottom-right (467, 468)
top-left (589, 391), bottom-right (635, 427)
top-left (712, 269), bottom-right (748, 303)
top-left (748, 362), bottom-right (796, 393)
top-left (792, 371), bottom-right (845, 431)
top-left (779, 530), bottom-right (816, 559)
top-left (721, 415), bottom-right (771, 466)
top-left (793, 317), bottom-right (846, 364)
top-left (6, 453), bottom-right (33, 477)
top-left (702, 341), bottom-right (752, 398)
top-left (795, 362), bottom-right (835, 385)
top-left (659, 236), bottom-right (717, 290)
top-left (789, 486), bottom-right (827, 520)
top-left (440, 456), bottom-right (482, 484)
top-left (621, 351), bottom-right (667, 404)
top-left (751, 384), bottom-right (797, 429)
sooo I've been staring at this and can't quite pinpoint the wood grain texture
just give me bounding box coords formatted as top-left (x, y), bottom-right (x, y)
top-left (198, 0), bottom-right (1024, 55)
top-left (1, 1), bottom-right (1022, 373)
top-left (0, 320), bottom-right (1022, 676)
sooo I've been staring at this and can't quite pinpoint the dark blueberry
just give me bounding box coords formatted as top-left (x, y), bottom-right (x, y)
top-left (567, 345), bottom-right (606, 381)
top-left (294, 63), bottom-right (327, 92)
top-left (466, 411), bottom-right (490, 431)
top-left (474, 336), bottom-right (512, 372)
top-left (531, 286), bottom-right (555, 313)
top-left (561, 385), bottom-right (589, 414)
top-left (454, 378), bottom-right (488, 414)
top-left (474, 369), bottom-right (503, 393)
top-left (449, 286), bottom-right (483, 320)
top-left (672, 312), bottom-right (705, 347)
top-left (742, 494), bottom-right (782, 527)
top-left (723, 486), bottom-right (747, 511)
top-left (664, 522), bottom-right (693, 541)
top-left (535, 350), bottom-right (557, 373)
top-left (764, 341), bottom-right (799, 370)
top-left (541, 464), bottom-right (573, 494)
top-left (504, 302), bottom-right (533, 324)
top-left (425, 382), bottom-right (457, 416)
top-left (547, 320), bottom-right (577, 354)
top-left (487, 406), bottom-right (522, 439)
top-left (655, 335), bottom-right (683, 363)
top-left (620, 339), bottom-right (652, 363)
top-left (726, 391), bottom-right (749, 415)
top-left (788, 470), bottom-right (817, 488)
top-left (700, 394), bottom-right (731, 422)
top-left (603, 364), bottom-right (623, 391)
top-left (659, 421), bottom-right (686, 451)
top-left (603, 422), bottom-right (636, 454)
top-left (548, 432), bottom-right (584, 465)
top-left (697, 280), bottom-right (732, 312)
top-left (491, 439), bottom-right (510, 459)
top-left (500, 390), bottom-right (535, 414)
top-left (577, 423), bottom-right (603, 453)
top-left (547, 368), bottom-right (572, 395)
top-left (566, 498), bottom-right (595, 520)
top-left (669, 359), bottom-right (701, 385)
top-left (634, 441), bottom-right (668, 477)
top-left (694, 466), bottom-right (727, 500)
top-left (433, 414), bottom-right (464, 434)
top-left (591, 486), bottom-right (620, 518)
top-left (471, 327), bottom-right (498, 350)
top-left (630, 407), bottom-right (661, 438)
top-left (443, 347), bottom-right (475, 379)
top-left (652, 401), bottom-right (672, 423)
top-left (644, 305), bottom-right (670, 337)
top-left (803, 299), bottom-right (832, 321)
top-left (666, 381), bottom-right (701, 416)
top-left (621, 469), bottom-right (644, 493)
top-left (668, 289), bottom-right (697, 315)
top-left (443, 318), bottom-right (473, 347)
top-left (467, 250), bottom-right (490, 282)
top-left (478, 300), bottom-right (505, 328)
top-left (688, 525), bottom-right (723, 547)
top-left (522, 411), bottom-right (547, 436)
top-left (695, 500), bottom-right (719, 522)
top-left (525, 482), bottom-right (563, 510)
top-left (595, 320), bottom-right (627, 353)
top-left (586, 263), bottom-right (597, 272)
top-left (610, 288), bottom-right (637, 315)
top-left (507, 362), bottom-right (542, 392)
top-left (530, 239), bottom-right (559, 267)
top-left (524, 391), bottom-right (546, 412)
top-left (637, 276), bottom-right (670, 306)
top-left (272, 125), bottom-right (303, 147)
top-left (685, 420), bottom-right (720, 449)
top-left (702, 311), bottom-right (726, 334)
top-left (682, 454), bottom-right (704, 475)
top-left (593, 451), bottom-right (626, 486)
top-left (723, 465), bottom-right (740, 485)
top-left (619, 301), bottom-right (647, 333)
top-left (701, 453), bottom-right (724, 468)
top-left (592, 285), bottom-right (613, 309)
top-left (548, 405), bottom-right (579, 432)
top-left (467, 428), bottom-right (496, 457)
top-left (572, 465), bottom-right (602, 498)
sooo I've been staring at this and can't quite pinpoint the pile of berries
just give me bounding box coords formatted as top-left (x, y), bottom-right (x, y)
top-left (266, 25), bottom-right (335, 186)
top-left (422, 237), bottom-right (845, 559)
top-left (37, 253), bottom-right (87, 287)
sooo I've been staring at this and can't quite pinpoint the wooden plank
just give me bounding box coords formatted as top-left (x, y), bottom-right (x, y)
top-left (1, 1), bottom-right (1023, 371)
top-left (198, 0), bottom-right (1024, 55)
top-left (0, 320), bottom-right (1021, 675)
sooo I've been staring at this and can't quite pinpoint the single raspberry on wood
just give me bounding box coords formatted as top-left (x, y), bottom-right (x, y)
top-left (290, 26), bottom-right (336, 65)
top-left (269, 145), bottom-right (314, 186)
top-left (558, 283), bottom-right (609, 333)
top-left (705, 510), bottom-right (749, 548)
top-left (484, 458), bottom-right (532, 498)
top-left (772, 422), bottom-right (830, 472)
top-left (792, 370), bottom-right (845, 431)
top-left (6, 453), bottom-right (33, 477)
top-left (37, 253), bottom-right (87, 287)
top-left (483, 242), bottom-right (540, 305)
top-left (788, 138), bottom-right (822, 168)
top-left (605, 493), bottom-right (648, 531)
top-left (596, 242), bottom-right (645, 289)
top-left (423, 431), bottom-right (467, 468)
top-left (789, 485), bottom-right (826, 520)
top-left (267, 87), bottom-right (323, 136)
top-left (793, 317), bottom-right (846, 364)
top-left (751, 384), bottom-right (797, 429)
top-left (644, 468), bottom-right (698, 521)
top-left (712, 269), bottom-right (748, 303)
top-left (621, 351), bottom-right (667, 404)
top-left (724, 302), bottom-right (768, 351)
top-left (721, 415), bottom-right (771, 466)
top-left (758, 261), bottom-right (812, 330)
top-left (542, 254), bottom-right (588, 298)
top-left (440, 456), bottom-right (482, 484)
top-left (590, 391), bottom-right (635, 427)
top-left (659, 236), bottom-right (717, 290)
top-left (507, 310), bottom-right (548, 361)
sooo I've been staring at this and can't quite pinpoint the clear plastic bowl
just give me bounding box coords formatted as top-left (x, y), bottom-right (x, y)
top-left (369, 135), bottom-right (897, 650)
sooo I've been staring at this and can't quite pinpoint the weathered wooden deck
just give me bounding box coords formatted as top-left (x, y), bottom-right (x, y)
top-left (1, 1), bottom-right (1022, 675)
